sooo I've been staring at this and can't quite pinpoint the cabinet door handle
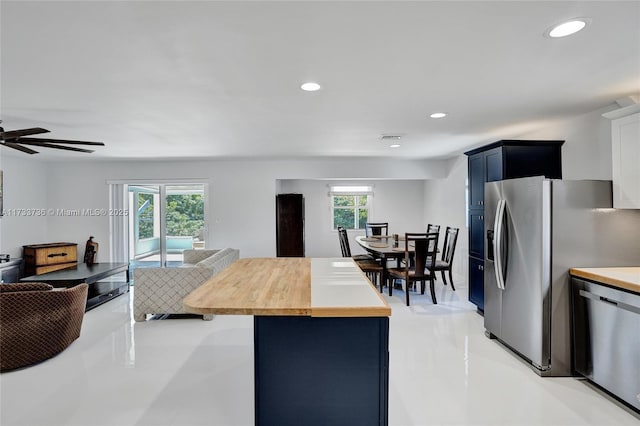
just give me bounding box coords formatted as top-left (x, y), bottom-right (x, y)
top-left (48, 252), bottom-right (68, 258)
top-left (579, 289), bottom-right (640, 314)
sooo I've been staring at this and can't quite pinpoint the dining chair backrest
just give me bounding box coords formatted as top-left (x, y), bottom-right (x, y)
top-left (337, 227), bottom-right (352, 257)
top-left (441, 227), bottom-right (459, 263)
top-left (404, 232), bottom-right (439, 277)
top-left (366, 222), bottom-right (389, 237)
top-left (427, 223), bottom-right (440, 234)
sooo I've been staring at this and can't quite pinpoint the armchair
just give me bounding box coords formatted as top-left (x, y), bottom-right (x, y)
top-left (1, 283), bottom-right (88, 371)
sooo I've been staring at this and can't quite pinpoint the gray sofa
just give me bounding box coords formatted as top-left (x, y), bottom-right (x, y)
top-left (133, 248), bottom-right (239, 321)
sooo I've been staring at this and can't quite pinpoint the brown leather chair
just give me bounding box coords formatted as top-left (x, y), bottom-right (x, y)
top-left (387, 232), bottom-right (439, 306)
top-left (0, 282), bottom-right (88, 371)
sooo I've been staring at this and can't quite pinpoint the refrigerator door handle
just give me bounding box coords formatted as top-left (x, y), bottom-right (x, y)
top-left (493, 199), bottom-right (507, 290)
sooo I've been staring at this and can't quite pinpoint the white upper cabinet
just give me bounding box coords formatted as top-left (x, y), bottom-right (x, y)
top-left (604, 104), bottom-right (640, 209)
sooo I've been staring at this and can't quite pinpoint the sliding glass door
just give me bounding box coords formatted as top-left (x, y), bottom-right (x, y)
top-left (129, 183), bottom-right (206, 268)
top-left (164, 185), bottom-right (206, 260)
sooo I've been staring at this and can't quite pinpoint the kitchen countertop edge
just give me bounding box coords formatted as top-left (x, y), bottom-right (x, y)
top-left (569, 267), bottom-right (640, 294)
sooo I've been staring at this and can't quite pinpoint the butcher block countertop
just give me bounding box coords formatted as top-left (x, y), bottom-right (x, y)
top-left (183, 257), bottom-right (391, 317)
top-left (569, 267), bottom-right (640, 294)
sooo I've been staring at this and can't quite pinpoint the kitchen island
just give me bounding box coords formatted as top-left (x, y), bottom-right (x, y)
top-left (184, 257), bottom-right (391, 426)
top-left (570, 267), bottom-right (640, 413)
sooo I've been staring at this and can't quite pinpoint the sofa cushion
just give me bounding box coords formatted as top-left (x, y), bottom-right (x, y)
top-left (183, 249), bottom-right (220, 265)
top-left (196, 248), bottom-right (235, 268)
top-left (211, 250), bottom-right (239, 275)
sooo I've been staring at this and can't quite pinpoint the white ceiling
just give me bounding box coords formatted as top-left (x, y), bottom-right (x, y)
top-left (1, 1), bottom-right (639, 160)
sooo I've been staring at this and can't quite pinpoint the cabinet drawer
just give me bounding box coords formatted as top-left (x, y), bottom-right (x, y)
top-left (29, 262), bottom-right (78, 275)
top-left (23, 243), bottom-right (78, 266)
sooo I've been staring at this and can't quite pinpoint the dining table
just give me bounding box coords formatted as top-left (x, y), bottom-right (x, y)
top-left (355, 235), bottom-right (411, 296)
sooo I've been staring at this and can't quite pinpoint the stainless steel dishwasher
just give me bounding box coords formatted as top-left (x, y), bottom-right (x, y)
top-left (571, 276), bottom-right (640, 412)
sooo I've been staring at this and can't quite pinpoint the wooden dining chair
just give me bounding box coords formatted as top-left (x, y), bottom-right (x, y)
top-left (425, 223), bottom-right (441, 265)
top-left (387, 232), bottom-right (439, 306)
top-left (337, 227), bottom-right (373, 261)
top-left (432, 226), bottom-right (459, 291)
top-left (337, 227), bottom-right (382, 289)
top-left (365, 222), bottom-right (389, 237)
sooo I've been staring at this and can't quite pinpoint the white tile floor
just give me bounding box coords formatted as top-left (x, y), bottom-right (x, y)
top-left (1, 282), bottom-right (638, 426)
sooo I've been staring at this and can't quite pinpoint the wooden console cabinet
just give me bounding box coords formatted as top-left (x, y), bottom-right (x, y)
top-left (23, 243), bottom-right (78, 276)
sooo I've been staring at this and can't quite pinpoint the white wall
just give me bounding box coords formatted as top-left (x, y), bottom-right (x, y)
top-left (0, 155), bottom-right (50, 257)
top-left (517, 104), bottom-right (618, 180)
top-left (1, 157), bottom-right (447, 260)
top-left (279, 179), bottom-right (426, 257)
top-left (423, 156), bottom-right (468, 284)
top-left (1, 102), bottom-right (621, 265)
top-left (0, 153), bottom-right (2, 253)
top-left (422, 102), bottom-right (622, 287)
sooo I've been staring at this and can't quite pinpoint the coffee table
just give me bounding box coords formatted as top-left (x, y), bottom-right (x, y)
top-left (21, 262), bottom-right (130, 311)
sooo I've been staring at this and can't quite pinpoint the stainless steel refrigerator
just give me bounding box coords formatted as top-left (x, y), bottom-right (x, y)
top-left (484, 176), bottom-right (640, 376)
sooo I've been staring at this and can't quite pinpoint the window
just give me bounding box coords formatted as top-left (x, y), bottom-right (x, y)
top-left (127, 183), bottom-right (207, 266)
top-left (137, 192), bottom-right (155, 239)
top-left (165, 189), bottom-right (205, 238)
top-left (330, 185), bottom-right (372, 230)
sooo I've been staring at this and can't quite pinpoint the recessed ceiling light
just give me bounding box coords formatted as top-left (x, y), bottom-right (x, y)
top-left (546, 18), bottom-right (590, 38)
top-left (300, 82), bottom-right (321, 92)
top-left (430, 112), bottom-right (447, 119)
top-left (389, 144), bottom-right (401, 148)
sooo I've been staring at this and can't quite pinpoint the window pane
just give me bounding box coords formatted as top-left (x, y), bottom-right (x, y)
top-left (357, 209), bottom-right (368, 229)
top-left (166, 194), bottom-right (204, 237)
top-left (138, 193), bottom-right (154, 239)
top-left (333, 195), bottom-right (354, 207)
top-left (334, 208), bottom-right (355, 229)
top-left (358, 195), bottom-right (368, 206)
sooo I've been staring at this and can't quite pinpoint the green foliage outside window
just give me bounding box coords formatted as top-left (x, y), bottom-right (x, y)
top-left (137, 192), bottom-right (204, 239)
top-left (166, 194), bottom-right (204, 237)
top-left (333, 195), bottom-right (368, 229)
top-left (138, 193), bottom-right (154, 239)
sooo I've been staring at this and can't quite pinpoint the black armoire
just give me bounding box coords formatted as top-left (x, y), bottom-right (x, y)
top-left (464, 140), bottom-right (564, 312)
top-left (276, 194), bottom-right (305, 257)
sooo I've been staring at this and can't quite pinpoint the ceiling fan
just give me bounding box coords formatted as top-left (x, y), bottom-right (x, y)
top-left (0, 120), bottom-right (104, 154)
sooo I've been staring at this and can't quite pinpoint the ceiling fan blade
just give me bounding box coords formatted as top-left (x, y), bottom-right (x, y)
top-left (2, 142), bottom-right (39, 154)
top-left (16, 142), bottom-right (95, 153)
top-left (0, 127), bottom-right (50, 140)
top-left (17, 138), bottom-right (105, 146)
